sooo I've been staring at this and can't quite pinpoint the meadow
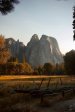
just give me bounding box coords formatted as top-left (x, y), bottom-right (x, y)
top-left (0, 75), bottom-right (75, 112)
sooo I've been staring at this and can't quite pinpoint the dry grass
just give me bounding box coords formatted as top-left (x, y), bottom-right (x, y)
top-left (0, 75), bottom-right (75, 112)
top-left (0, 75), bottom-right (68, 80)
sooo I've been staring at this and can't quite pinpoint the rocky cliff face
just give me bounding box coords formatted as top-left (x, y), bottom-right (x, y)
top-left (6, 34), bottom-right (63, 67)
top-left (6, 38), bottom-right (26, 62)
top-left (25, 34), bottom-right (63, 67)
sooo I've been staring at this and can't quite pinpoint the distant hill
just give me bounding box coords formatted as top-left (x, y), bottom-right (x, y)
top-left (6, 34), bottom-right (64, 67)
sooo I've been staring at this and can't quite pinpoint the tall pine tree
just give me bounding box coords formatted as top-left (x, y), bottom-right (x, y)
top-left (73, 6), bottom-right (75, 40)
top-left (0, 0), bottom-right (19, 15)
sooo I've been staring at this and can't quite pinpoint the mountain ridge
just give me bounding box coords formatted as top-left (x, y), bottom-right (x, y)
top-left (6, 34), bottom-right (64, 67)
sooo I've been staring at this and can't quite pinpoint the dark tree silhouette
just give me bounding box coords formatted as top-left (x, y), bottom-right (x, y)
top-left (73, 6), bottom-right (75, 40)
top-left (64, 50), bottom-right (75, 75)
top-left (43, 63), bottom-right (53, 75)
top-left (0, 0), bottom-right (19, 15)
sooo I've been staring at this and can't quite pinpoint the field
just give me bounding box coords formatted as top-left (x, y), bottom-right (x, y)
top-left (0, 75), bottom-right (75, 112)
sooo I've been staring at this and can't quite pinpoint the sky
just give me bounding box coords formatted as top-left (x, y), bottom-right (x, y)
top-left (0, 0), bottom-right (75, 54)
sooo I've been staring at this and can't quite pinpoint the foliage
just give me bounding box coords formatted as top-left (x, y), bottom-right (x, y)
top-left (43, 63), bottom-right (53, 75)
top-left (0, 62), bottom-right (33, 75)
top-left (64, 50), bottom-right (75, 75)
top-left (53, 63), bottom-right (64, 75)
top-left (0, 0), bottom-right (19, 15)
top-left (37, 66), bottom-right (44, 75)
top-left (0, 35), bottom-right (10, 64)
top-left (73, 6), bottom-right (75, 40)
top-left (23, 62), bottom-right (33, 74)
top-left (33, 62), bottom-right (64, 75)
top-left (8, 57), bottom-right (19, 63)
top-left (0, 39), bottom-right (33, 75)
top-left (6, 62), bottom-right (17, 75)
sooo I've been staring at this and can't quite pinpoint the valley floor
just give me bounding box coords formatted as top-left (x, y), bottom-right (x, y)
top-left (0, 75), bottom-right (75, 112)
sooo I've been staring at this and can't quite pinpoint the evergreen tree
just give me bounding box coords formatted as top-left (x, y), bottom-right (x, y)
top-left (64, 50), bottom-right (75, 75)
top-left (0, 0), bottom-right (19, 15)
top-left (43, 63), bottom-right (53, 75)
top-left (73, 6), bottom-right (75, 40)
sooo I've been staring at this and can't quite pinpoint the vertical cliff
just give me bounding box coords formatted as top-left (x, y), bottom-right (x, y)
top-left (25, 34), bottom-right (63, 67)
top-left (6, 38), bottom-right (26, 62)
top-left (6, 34), bottom-right (63, 67)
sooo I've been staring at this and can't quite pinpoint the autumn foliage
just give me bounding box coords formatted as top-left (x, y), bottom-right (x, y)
top-left (0, 35), bottom-right (10, 64)
top-left (0, 35), bottom-right (33, 75)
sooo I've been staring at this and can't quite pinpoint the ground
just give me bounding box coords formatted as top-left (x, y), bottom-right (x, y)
top-left (0, 75), bottom-right (75, 112)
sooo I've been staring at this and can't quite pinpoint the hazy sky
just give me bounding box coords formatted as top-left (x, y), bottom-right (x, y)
top-left (0, 0), bottom-right (75, 54)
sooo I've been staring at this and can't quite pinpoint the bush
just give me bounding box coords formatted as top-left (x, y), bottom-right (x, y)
top-left (0, 62), bottom-right (33, 75)
top-left (43, 63), bottom-right (53, 75)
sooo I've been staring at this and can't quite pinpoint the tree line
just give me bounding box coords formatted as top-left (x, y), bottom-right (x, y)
top-left (0, 35), bottom-right (33, 75)
top-left (33, 63), bottom-right (64, 75)
top-left (0, 35), bottom-right (75, 75)
top-left (34, 50), bottom-right (75, 75)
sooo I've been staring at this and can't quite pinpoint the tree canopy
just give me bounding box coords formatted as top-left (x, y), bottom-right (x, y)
top-left (0, 0), bottom-right (19, 15)
top-left (64, 50), bottom-right (75, 75)
top-left (73, 6), bottom-right (75, 40)
top-left (0, 35), bottom-right (10, 64)
top-left (43, 63), bottom-right (53, 75)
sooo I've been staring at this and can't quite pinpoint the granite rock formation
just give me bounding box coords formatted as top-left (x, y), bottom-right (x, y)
top-left (6, 38), bottom-right (26, 62)
top-left (6, 34), bottom-right (63, 67)
top-left (25, 34), bottom-right (63, 67)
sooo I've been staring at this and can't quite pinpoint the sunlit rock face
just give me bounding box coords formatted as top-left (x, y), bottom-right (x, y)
top-left (25, 34), bottom-right (63, 67)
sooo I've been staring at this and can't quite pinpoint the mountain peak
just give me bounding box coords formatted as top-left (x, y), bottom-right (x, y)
top-left (26, 34), bottom-right (63, 67)
top-left (30, 34), bottom-right (39, 42)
